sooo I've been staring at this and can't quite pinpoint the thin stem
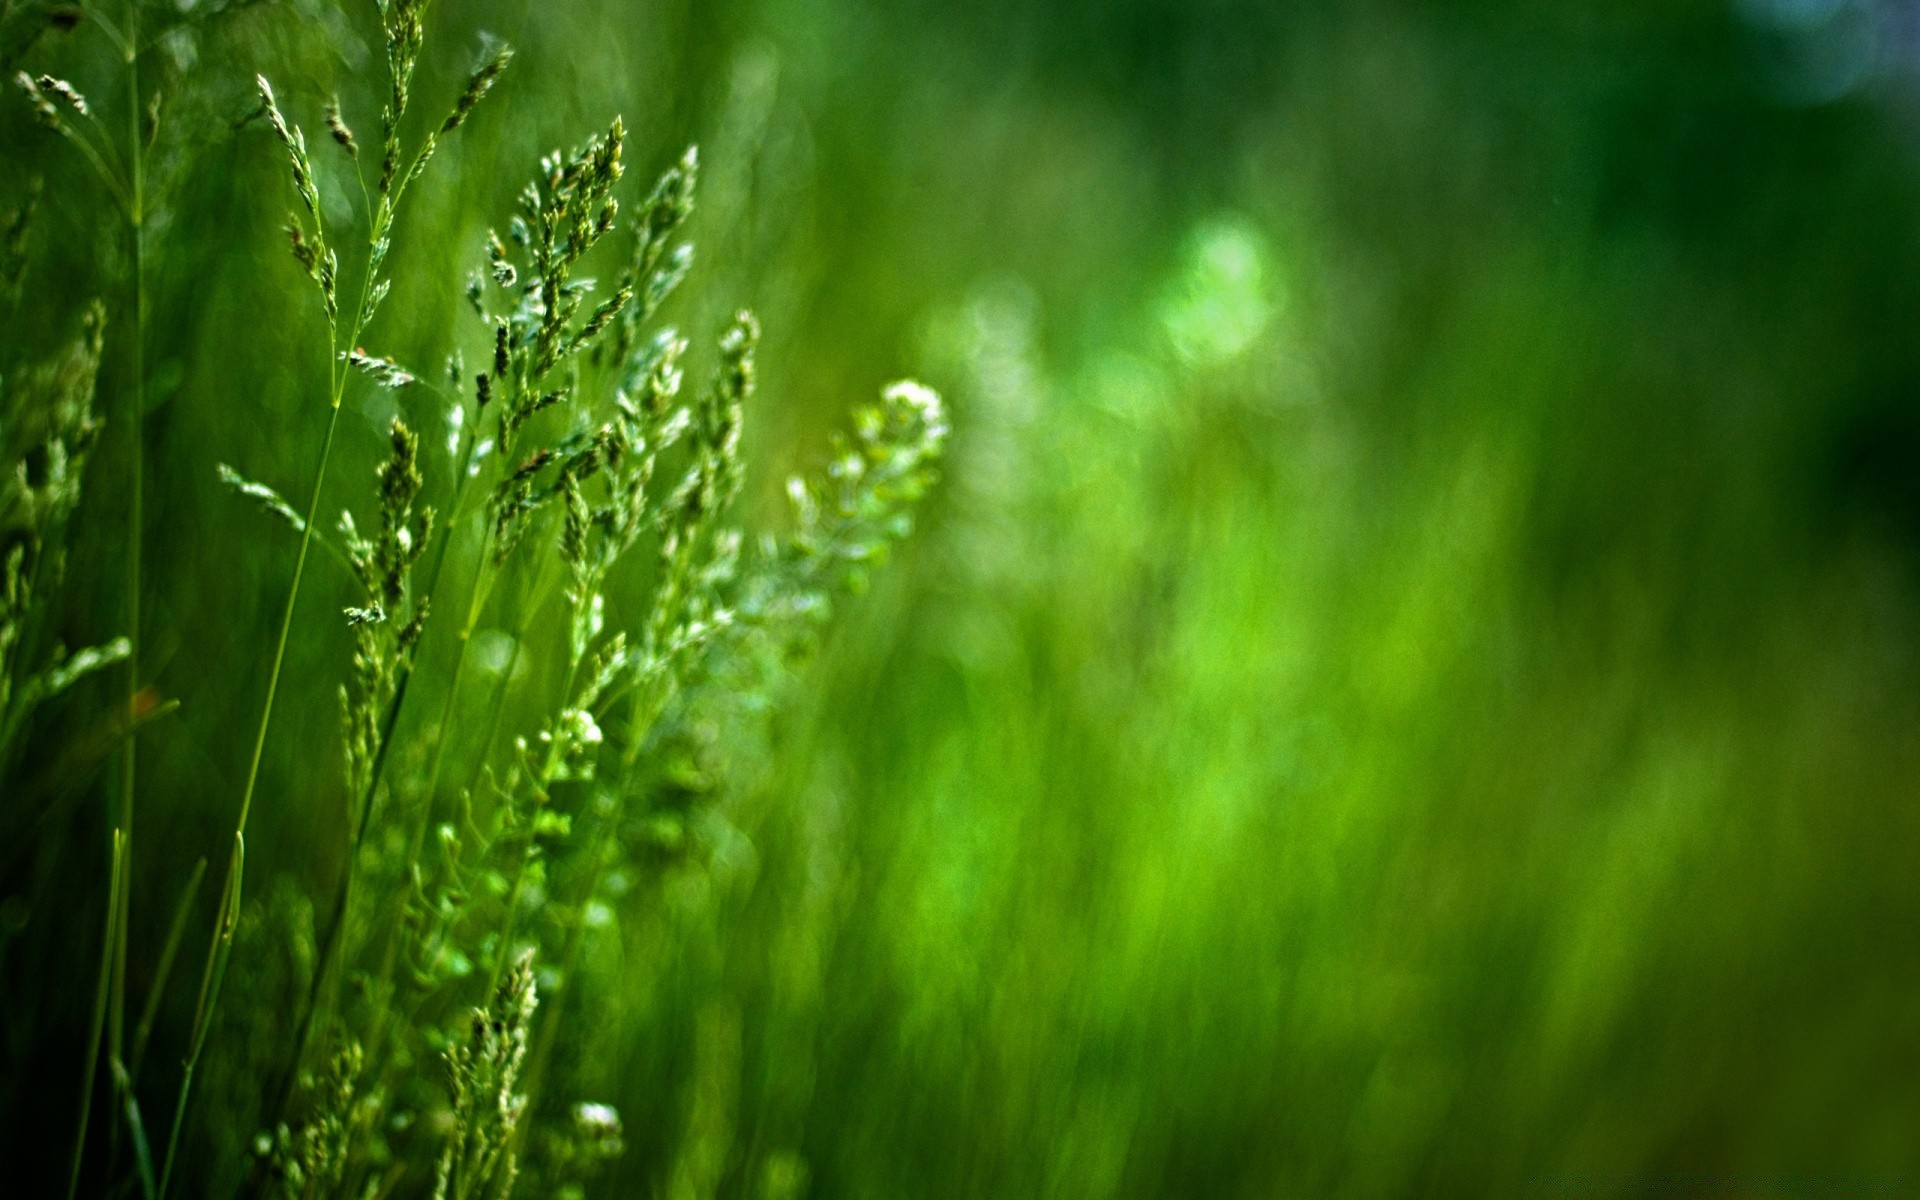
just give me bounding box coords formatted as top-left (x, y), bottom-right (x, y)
top-left (156, 393), bottom-right (346, 1200)
top-left (52, 121), bottom-right (134, 217)
top-left (420, 547), bottom-right (502, 812)
top-left (76, 101), bottom-right (130, 185)
top-left (78, 1), bottom-right (131, 59)
top-left (362, 541), bottom-right (499, 1035)
top-left (238, 390), bottom-right (346, 846)
top-left (363, 547), bottom-right (568, 1080)
top-left (109, 0), bottom-right (146, 1110)
top-left (162, 113), bottom-right (406, 1172)
top-left (517, 817), bottom-right (609, 1111)
top-left (160, 258), bottom-right (371, 1194)
top-left (128, 854), bottom-right (207, 1084)
top-left (459, 633), bottom-right (518, 798)
top-left (509, 595), bottom-right (700, 1151)
top-left (156, 833), bottom-right (242, 1200)
top-left (276, 403), bottom-right (484, 1122)
top-left (480, 569), bottom-right (584, 1001)
top-left (68, 830), bottom-right (125, 1200)
top-left (108, 1059), bottom-right (157, 1200)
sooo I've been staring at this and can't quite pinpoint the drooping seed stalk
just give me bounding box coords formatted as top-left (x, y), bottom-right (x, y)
top-left (165, 6), bottom-right (515, 1158)
top-left (259, 28), bottom-right (523, 1148)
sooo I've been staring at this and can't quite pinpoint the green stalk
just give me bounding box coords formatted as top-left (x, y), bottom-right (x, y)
top-left (110, 0), bottom-right (147, 1113)
top-left (109, 1059), bottom-right (157, 1200)
top-left (480, 573), bottom-right (590, 1002)
top-left (359, 539), bottom-right (500, 1051)
top-left (68, 829), bottom-right (125, 1200)
top-left (156, 833), bottom-right (242, 1200)
top-left (159, 188), bottom-right (385, 1194)
top-left (155, 398), bottom-right (346, 1200)
top-left (276, 409), bottom-right (485, 1123)
top-left (128, 856), bottom-right (208, 1085)
top-left (360, 553), bottom-right (569, 1092)
top-left (417, 539), bottom-right (502, 827)
top-left (515, 816), bottom-right (610, 1121)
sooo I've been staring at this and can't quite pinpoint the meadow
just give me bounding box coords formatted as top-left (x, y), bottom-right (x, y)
top-left (6, 1), bottom-right (1920, 1196)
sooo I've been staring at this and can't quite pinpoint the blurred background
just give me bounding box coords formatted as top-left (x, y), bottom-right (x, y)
top-left (9, 0), bottom-right (1920, 1194)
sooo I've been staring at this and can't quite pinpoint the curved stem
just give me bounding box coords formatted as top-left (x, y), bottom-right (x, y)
top-left (53, 121), bottom-right (133, 218)
top-left (78, 2), bottom-right (131, 59)
top-left (128, 856), bottom-right (208, 1085)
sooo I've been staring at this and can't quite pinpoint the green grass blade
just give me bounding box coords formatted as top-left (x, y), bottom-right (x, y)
top-left (110, 1058), bottom-right (157, 1200)
top-left (127, 855), bottom-right (207, 1084)
top-left (156, 832), bottom-right (242, 1200)
top-left (68, 828), bottom-right (125, 1200)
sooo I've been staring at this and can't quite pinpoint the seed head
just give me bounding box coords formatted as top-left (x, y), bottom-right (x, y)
top-left (34, 74), bottom-right (88, 117)
top-left (346, 348), bottom-right (417, 389)
top-left (443, 41), bottom-right (514, 134)
top-left (15, 72), bottom-right (59, 128)
top-left (324, 96), bottom-right (358, 157)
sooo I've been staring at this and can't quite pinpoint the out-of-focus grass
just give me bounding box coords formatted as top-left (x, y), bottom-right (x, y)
top-left (9, 0), bottom-right (1920, 1193)
top-left (708, 4), bottom-right (1920, 1192)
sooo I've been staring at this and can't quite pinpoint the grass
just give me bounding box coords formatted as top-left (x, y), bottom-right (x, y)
top-left (10, 0), bottom-right (1920, 1197)
top-left (6, 2), bottom-right (943, 1195)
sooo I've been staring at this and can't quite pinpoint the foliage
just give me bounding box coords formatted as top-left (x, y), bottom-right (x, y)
top-left (2, 1), bottom-right (943, 1196)
top-left (0, 302), bottom-right (118, 774)
top-left (10, 0), bottom-right (1920, 1197)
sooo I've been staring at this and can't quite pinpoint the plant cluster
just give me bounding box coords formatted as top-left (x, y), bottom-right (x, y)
top-left (3, 1), bottom-right (946, 1195)
top-left (0, 303), bottom-right (119, 776)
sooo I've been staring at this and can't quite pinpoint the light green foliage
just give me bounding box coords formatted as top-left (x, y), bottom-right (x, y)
top-left (431, 949), bottom-right (536, 1200)
top-left (253, 61), bottom-right (946, 1188)
top-left (263, 1041), bottom-right (367, 1199)
top-left (339, 419), bottom-right (432, 804)
top-left (759, 379), bottom-right (948, 625)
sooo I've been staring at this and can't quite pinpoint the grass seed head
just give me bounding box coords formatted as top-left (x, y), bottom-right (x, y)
top-left (15, 72), bottom-right (60, 128)
top-left (324, 95), bottom-right (358, 157)
top-left (443, 41), bottom-right (514, 135)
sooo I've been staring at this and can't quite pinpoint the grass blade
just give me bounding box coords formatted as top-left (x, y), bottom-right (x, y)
top-left (156, 832), bottom-right (242, 1200)
top-left (110, 1059), bottom-right (157, 1200)
top-left (128, 855), bottom-right (207, 1084)
top-left (67, 828), bottom-right (125, 1200)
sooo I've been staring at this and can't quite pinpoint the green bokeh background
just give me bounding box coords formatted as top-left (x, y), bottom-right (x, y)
top-left (8, 0), bottom-right (1920, 1194)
